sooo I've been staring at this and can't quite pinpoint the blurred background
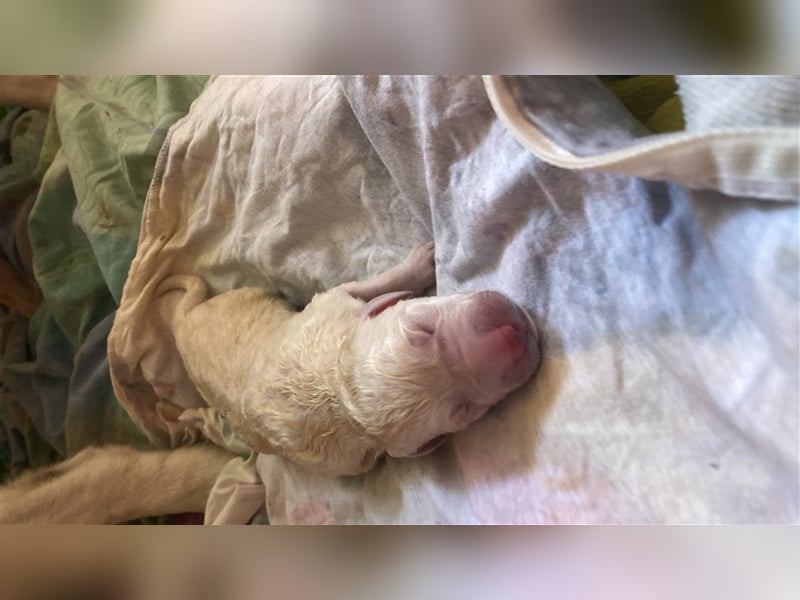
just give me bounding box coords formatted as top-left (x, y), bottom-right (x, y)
top-left (2, 527), bottom-right (799, 600)
top-left (0, 0), bottom-right (797, 73)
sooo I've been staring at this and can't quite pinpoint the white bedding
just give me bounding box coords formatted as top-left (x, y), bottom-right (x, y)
top-left (108, 75), bottom-right (799, 523)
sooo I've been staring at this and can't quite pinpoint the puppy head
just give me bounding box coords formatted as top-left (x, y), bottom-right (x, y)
top-left (340, 290), bottom-right (540, 458)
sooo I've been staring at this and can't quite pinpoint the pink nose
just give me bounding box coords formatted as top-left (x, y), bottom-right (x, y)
top-left (495, 323), bottom-right (528, 360)
top-left (468, 291), bottom-right (527, 335)
top-left (452, 291), bottom-right (540, 400)
top-left (462, 291), bottom-right (533, 364)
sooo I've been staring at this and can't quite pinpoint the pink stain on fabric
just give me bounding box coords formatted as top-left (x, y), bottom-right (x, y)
top-left (290, 502), bottom-right (337, 525)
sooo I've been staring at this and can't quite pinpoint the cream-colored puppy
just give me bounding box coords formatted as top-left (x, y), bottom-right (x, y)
top-left (175, 242), bottom-right (540, 475)
top-left (0, 243), bottom-right (540, 522)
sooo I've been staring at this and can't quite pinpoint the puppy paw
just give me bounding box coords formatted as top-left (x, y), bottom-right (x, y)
top-left (344, 242), bottom-right (436, 301)
top-left (403, 241), bottom-right (436, 293)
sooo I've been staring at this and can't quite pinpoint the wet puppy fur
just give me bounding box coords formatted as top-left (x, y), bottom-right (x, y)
top-left (0, 240), bottom-right (540, 522)
top-left (175, 242), bottom-right (541, 475)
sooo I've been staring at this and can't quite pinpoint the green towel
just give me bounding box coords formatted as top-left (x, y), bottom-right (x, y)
top-left (2, 77), bottom-right (208, 483)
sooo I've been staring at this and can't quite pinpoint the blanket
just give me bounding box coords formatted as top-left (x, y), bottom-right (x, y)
top-left (108, 75), bottom-right (799, 524)
top-left (0, 77), bottom-right (207, 480)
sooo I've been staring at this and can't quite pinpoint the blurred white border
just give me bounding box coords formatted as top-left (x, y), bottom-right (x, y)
top-left (0, 0), bottom-right (796, 73)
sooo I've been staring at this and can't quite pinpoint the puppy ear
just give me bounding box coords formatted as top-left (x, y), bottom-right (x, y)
top-left (362, 291), bottom-right (413, 318)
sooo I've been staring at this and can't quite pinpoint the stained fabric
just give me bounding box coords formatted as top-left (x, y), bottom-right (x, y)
top-left (108, 76), bottom-right (798, 523)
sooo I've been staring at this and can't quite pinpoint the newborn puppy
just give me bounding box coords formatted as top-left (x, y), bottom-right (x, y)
top-left (175, 242), bottom-right (540, 475)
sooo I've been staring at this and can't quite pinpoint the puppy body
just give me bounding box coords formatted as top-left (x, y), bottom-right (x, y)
top-left (173, 242), bottom-right (541, 476)
top-left (0, 243), bottom-right (542, 522)
top-left (176, 286), bottom-right (382, 475)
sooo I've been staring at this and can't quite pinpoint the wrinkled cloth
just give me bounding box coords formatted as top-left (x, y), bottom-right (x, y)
top-left (1, 77), bottom-right (207, 480)
top-left (109, 75), bottom-right (799, 524)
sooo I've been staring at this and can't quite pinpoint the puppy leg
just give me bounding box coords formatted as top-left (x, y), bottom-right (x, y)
top-left (0, 443), bottom-right (235, 524)
top-left (343, 241), bottom-right (436, 300)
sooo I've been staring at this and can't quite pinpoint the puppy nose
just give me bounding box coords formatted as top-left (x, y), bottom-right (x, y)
top-left (468, 291), bottom-right (522, 334)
